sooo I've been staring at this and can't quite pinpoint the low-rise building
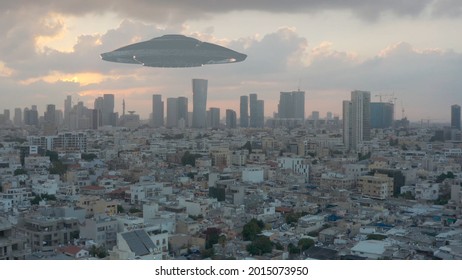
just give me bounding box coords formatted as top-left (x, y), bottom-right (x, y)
top-left (358, 174), bottom-right (394, 200)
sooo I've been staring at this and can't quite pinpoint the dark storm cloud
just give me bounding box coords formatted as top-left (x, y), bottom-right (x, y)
top-left (1, 1), bottom-right (454, 23)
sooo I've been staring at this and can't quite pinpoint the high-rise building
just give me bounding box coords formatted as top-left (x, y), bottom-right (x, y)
top-left (249, 93), bottom-right (258, 128)
top-left (278, 91), bottom-right (305, 120)
top-left (326, 112), bottom-right (333, 121)
top-left (248, 94), bottom-right (265, 128)
top-left (3, 109), bottom-right (10, 122)
top-left (226, 109), bottom-right (237, 129)
top-left (177, 97), bottom-right (188, 128)
top-left (370, 102), bottom-right (394, 129)
top-left (451, 104), bottom-right (461, 130)
top-left (13, 108), bottom-right (22, 126)
top-left (102, 94), bottom-right (115, 126)
top-left (342, 100), bottom-right (352, 150)
top-left (311, 111), bottom-right (320, 121)
top-left (44, 104), bottom-right (57, 135)
top-left (24, 106), bottom-right (38, 126)
top-left (64, 95), bottom-right (72, 128)
top-left (240, 95), bottom-right (249, 128)
top-left (166, 97), bottom-right (178, 128)
top-left (208, 107), bottom-right (220, 129)
top-left (152, 94), bottom-right (164, 128)
top-left (192, 79), bottom-right (208, 129)
top-left (256, 100), bottom-right (265, 128)
top-left (343, 90), bottom-right (371, 151)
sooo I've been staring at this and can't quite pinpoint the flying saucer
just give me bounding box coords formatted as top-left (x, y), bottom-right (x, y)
top-left (100, 34), bottom-right (247, 68)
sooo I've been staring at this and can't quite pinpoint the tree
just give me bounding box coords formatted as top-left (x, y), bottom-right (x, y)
top-left (367, 234), bottom-right (387, 241)
top-left (49, 160), bottom-right (67, 176)
top-left (201, 248), bottom-right (214, 259)
top-left (129, 207), bottom-right (141, 213)
top-left (242, 219), bottom-right (264, 241)
top-left (181, 151), bottom-right (202, 166)
top-left (117, 205), bottom-right (125, 213)
top-left (45, 150), bottom-right (59, 162)
top-left (205, 227), bottom-right (221, 249)
top-left (246, 236), bottom-right (273, 255)
top-left (288, 243), bottom-right (300, 255)
top-left (81, 153), bottom-right (98, 161)
top-left (298, 238), bottom-right (314, 251)
top-left (90, 245), bottom-right (108, 259)
top-left (14, 168), bottom-right (28, 176)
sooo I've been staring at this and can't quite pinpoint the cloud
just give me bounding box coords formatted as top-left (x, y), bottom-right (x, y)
top-left (0, 15), bottom-right (461, 121)
top-left (1, 1), bottom-right (457, 28)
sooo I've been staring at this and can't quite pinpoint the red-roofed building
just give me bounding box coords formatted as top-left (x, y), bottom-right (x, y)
top-left (57, 245), bottom-right (89, 259)
top-left (80, 185), bottom-right (106, 196)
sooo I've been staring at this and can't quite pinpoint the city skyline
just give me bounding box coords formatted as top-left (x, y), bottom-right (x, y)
top-left (1, 1), bottom-right (462, 121)
top-left (2, 89), bottom-right (462, 127)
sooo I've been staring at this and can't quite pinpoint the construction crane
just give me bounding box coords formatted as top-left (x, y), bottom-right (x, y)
top-left (420, 118), bottom-right (441, 128)
top-left (375, 93), bottom-right (395, 103)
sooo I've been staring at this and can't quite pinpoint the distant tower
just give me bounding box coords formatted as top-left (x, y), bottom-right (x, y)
top-left (177, 97), bottom-right (189, 128)
top-left (256, 100), bottom-right (265, 128)
top-left (13, 108), bottom-right (22, 126)
top-left (226, 109), bottom-right (237, 129)
top-left (249, 93), bottom-right (257, 128)
top-left (451, 104), bottom-right (461, 130)
top-left (192, 79), bottom-right (208, 129)
top-left (102, 94), bottom-right (115, 126)
top-left (208, 107), bottom-right (220, 129)
top-left (240, 95), bottom-right (249, 128)
top-left (44, 104), bottom-right (57, 135)
top-left (152, 94), bottom-right (164, 128)
top-left (370, 102), bottom-right (394, 128)
top-left (166, 97), bottom-right (178, 128)
top-left (278, 91), bottom-right (305, 120)
top-left (326, 112), bottom-right (333, 121)
top-left (64, 95), bottom-right (72, 128)
top-left (343, 90), bottom-right (371, 151)
top-left (122, 99), bottom-right (126, 116)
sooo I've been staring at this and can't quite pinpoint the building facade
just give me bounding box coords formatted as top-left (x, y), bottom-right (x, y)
top-left (192, 79), bottom-right (208, 128)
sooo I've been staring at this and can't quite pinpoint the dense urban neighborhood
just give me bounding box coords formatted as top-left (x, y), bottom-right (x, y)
top-left (1, 90), bottom-right (461, 260)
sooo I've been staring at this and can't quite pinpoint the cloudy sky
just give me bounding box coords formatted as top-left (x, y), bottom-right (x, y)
top-left (1, 0), bottom-right (462, 121)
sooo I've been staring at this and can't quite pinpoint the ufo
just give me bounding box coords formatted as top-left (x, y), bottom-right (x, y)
top-left (100, 34), bottom-right (247, 68)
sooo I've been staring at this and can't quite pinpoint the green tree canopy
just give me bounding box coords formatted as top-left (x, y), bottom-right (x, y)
top-left (81, 153), bottom-right (98, 161)
top-left (242, 219), bottom-right (264, 241)
top-left (181, 151), bottom-right (202, 166)
top-left (298, 238), bottom-right (314, 251)
top-left (14, 168), bottom-right (28, 176)
top-left (246, 236), bottom-right (273, 256)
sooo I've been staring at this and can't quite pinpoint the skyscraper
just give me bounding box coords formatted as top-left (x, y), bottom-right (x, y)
top-left (3, 109), bottom-right (10, 122)
top-left (451, 104), bottom-right (461, 130)
top-left (192, 79), bottom-right (208, 129)
top-left (278, 91), bottom-right (305, 120)
top-left (152, 94), bottom-right (164, 128)
top-left (13, 108), bottom-right (22, 126)
top-left (24, 106), bottom-right (38, 126)
top-left (102, 94), bottom-right (115, 126)
top-left (370, 102), bottom-right (394, 129)
top-left (343, 90), bottom-right (371, 151)
top-left (44, 104), bottom-right (57, 135)
top-left (311, 111), bottom-right (320, 121)
top-left (166, 97), bottom-right (178, 128)
top-left (208, 107), bottom-right (220, 129)
top-left (249, 93), bottom-right (258, 128)
top-left (177, 97), bottom-right (189, 128)
top-left (226, 109), bottom-right (237, 129)
top-left (64, 95), bottom-right (72, 128)
top-left (240, 95), bottom-right (249, 128)
top-left (256, 100), bottom-right (265, 128)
